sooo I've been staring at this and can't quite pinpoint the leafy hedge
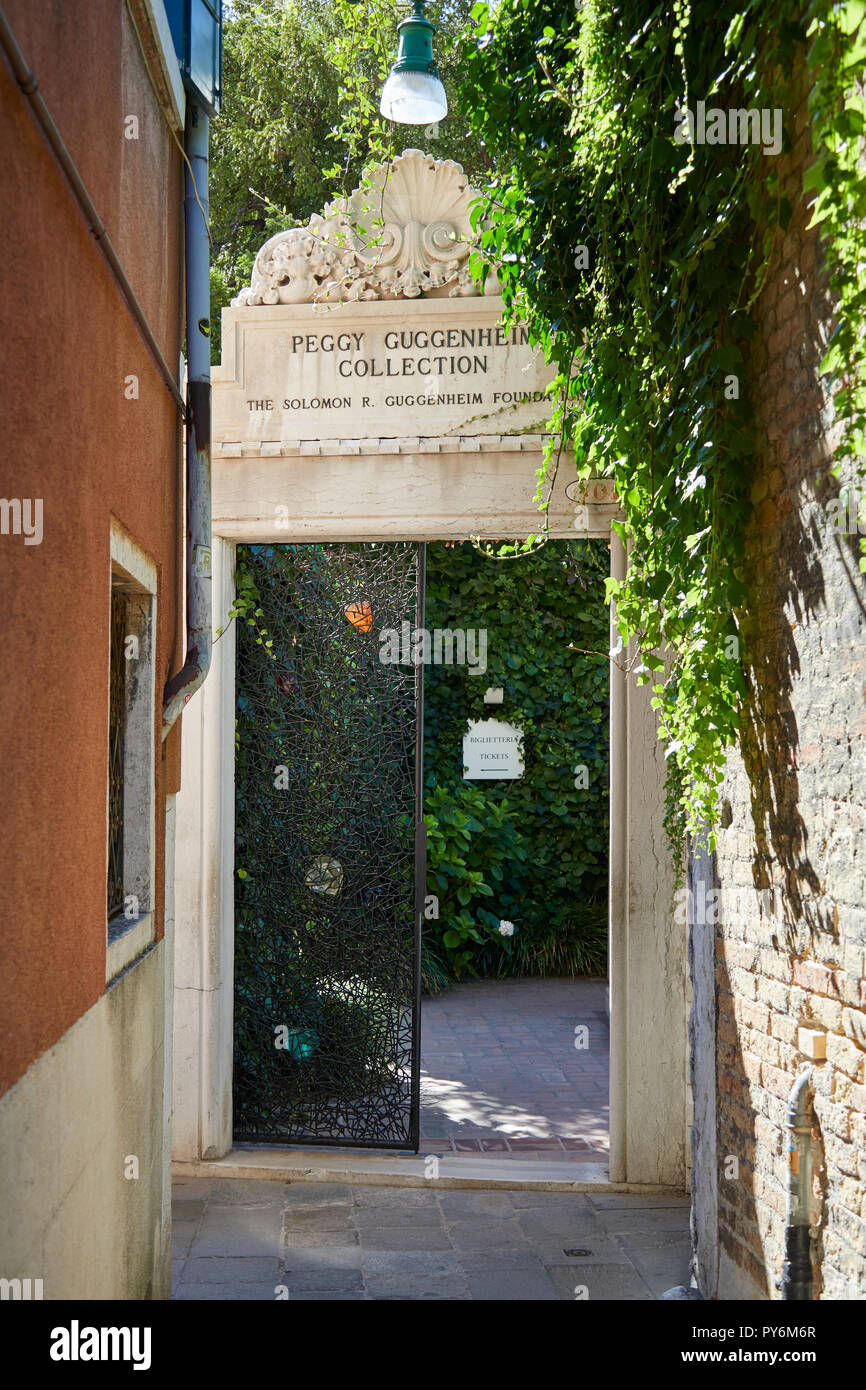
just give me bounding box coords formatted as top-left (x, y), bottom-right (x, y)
top-left (423, 539), bottom-right (609, 982)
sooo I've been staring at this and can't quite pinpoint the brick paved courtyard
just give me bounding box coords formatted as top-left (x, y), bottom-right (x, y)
top-left (172, 1179), bottom-right (690, 1300)
top-left (419, 978), bottom-right (609, 1160)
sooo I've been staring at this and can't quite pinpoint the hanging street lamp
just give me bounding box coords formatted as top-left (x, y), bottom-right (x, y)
top-left (379, 0), bottom-right (448, 126)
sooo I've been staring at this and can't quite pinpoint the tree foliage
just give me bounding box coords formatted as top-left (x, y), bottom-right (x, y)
top-left (210, 0), bottom-right (495, 352)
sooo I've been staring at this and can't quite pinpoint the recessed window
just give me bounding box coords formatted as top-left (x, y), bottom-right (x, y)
top-left (107, 584), bottom-right (127, 922)
top-left (106, 525), bottom-right (157, 968)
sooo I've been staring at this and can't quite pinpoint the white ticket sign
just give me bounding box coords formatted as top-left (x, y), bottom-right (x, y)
top-left (463, 719), bottom-right (525, 780)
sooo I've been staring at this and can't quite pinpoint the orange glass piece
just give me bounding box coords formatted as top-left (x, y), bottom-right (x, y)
top-left (344, 599), bottom-right (373, 633)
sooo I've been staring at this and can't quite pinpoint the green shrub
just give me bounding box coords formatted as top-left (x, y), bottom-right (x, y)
top-left (424, 782), bottom-right (527, 979)
top-left (423, 539), bottom-right (609, 982)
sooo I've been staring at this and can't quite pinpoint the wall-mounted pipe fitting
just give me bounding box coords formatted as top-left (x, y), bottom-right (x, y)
top-left (781, 1066), bottom-right (813, 1301)
top-left (163, 102), bottom-right (213, 736)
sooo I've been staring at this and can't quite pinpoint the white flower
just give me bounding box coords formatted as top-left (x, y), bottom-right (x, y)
top-left (499, 920), bottom-right (515, 937)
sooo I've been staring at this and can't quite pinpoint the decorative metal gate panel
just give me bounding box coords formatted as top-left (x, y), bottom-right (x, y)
top-left (233, 542), bottom-right (424, 1148)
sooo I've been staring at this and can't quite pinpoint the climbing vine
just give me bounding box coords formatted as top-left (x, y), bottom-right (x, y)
top-left (454, 0), bottom-right (866, 843)
top-left (798, 1), bottom-right (866, 534)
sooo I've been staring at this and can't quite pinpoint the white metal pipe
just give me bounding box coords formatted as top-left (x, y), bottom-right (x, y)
top-left (781, 1066), bottom-right (813, 1300)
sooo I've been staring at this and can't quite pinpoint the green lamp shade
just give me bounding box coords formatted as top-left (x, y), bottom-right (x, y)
top-left (380, 1), bottom-right (448, 125)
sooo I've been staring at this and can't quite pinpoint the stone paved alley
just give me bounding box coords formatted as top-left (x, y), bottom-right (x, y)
top-left (172, 1179), bottom-right (691, 1300)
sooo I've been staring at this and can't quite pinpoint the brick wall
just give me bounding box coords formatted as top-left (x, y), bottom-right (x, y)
top-left (710, 73), bottom-right (866, 1299)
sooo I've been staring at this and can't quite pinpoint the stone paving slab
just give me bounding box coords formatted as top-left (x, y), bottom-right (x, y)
top-left (436, 1190), bottom-right (515, 1217)
top-left (446, 1218), bottom-right (531, 1251)
top-left (171, 1222), bottom-right (199, 1259)
top-left (174, 1283), bottom-right (274, 1301)
top-left (547, 1264), bottom-right (653, 1301)
top-left (466, 1265), bottom-right (559, 1300)
top-left (281, 1246), bottom-right (362, 1272)
top-left (357, 1227), bottom-right (454, 1251)
top-left (283, 1182), bottom-right (353, 1206)
top-left (596, 1207), bottom-right (694, 1237)
top-left (172, 1177), bottom-right (690, 1301)
top-left (193, 1203), bottom-right (284, 1257)
top-left (624, 1240), bottom-right (695, 1298)
top-left (352, 1187), bottom-right (438, 1208)
top-left (284, 1228), bottom-right (360, 1248)
top-left (193, 1178), bottom-right (286, 1205)
top-left (366, 1273), bottom-right (469, 1300)
top-left (288, 1291), bottom-right (367, 1300)
top-left (353, 1204), bottom-right (442, 1227)
top-left (281, 1268), bottom-right (365, 1292)
top-left (182, 1255), bottom-right (281, 1284)
top-left (514, 1206), bottom-right (610, 1242)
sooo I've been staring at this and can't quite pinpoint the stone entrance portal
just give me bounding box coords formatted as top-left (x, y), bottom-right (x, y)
top-left (172, 151), bottom-right (686, 1187)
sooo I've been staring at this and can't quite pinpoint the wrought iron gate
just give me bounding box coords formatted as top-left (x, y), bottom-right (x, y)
top-left (232, 542), bottom-right (424, 1148)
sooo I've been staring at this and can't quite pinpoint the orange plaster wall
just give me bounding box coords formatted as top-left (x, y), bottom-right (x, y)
top-left (0, 0), bottom-right (184, 1093)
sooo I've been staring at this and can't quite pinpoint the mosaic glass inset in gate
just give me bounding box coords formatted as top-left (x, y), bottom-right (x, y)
top-left (233, 542), bottom-right (424, 1147)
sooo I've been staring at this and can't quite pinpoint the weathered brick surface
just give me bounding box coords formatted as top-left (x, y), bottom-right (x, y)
top-left (710, 70), bottom-right (866, 1300)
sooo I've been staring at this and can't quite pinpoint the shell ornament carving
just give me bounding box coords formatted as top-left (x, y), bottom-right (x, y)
top-left (233, 150), bottom-right (498, 307)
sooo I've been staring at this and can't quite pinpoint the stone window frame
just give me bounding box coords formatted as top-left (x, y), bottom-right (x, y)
top-left (106, 520), bottom-right (157, 984)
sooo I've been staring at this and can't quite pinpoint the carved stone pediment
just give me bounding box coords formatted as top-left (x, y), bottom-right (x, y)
top-left (233, 149), bottom-right (498, 307)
